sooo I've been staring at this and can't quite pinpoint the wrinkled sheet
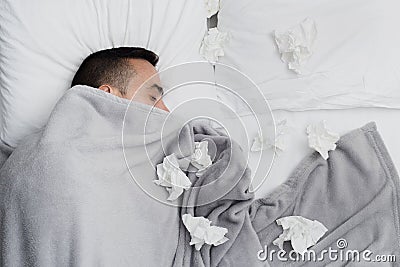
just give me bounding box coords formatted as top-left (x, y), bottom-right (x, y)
top-left (216, 0), bottom-right (400, 110)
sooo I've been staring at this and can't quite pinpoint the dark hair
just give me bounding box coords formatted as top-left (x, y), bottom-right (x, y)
top-left (71, 47), bottom-right (159, 95)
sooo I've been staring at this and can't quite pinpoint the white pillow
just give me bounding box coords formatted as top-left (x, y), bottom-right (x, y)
top-left (0, 0), bottom-right (207, 147)
top-left (216, 0), bottom-right (400, 111)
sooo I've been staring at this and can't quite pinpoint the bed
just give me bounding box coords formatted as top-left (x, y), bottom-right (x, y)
top-left (210, 0), bottom-right (400, 197)
top-left (0, 0), bottom-right (399, 265)
top-left (1, 0), bottom-right (399, 211)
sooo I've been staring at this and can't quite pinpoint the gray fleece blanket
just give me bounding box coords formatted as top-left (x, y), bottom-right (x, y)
top-left (173, 122), bottom-right (400, 267)
top-left (1, 85), bottom-right (399, 266)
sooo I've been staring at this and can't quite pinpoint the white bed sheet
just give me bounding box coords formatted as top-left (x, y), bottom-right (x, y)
top-left (250, 108), bottom-right (400, 198)
top-left (217, 0), bottom-right (400, 111)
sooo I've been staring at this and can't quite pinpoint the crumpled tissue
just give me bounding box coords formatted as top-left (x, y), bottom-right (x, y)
top-left (251, 119), bottom-right (290, 154)
top-left (182, 214), bottom-right (229, 251)
top-left (306, 120), bottom-right (340, 160)
top-left (274, 18), bottom-right (317, 74)
top-left (204, 0), bottom-right (219, 18)
top-left (154, 153), bottom-right (192, 201)
top-left (200, 27), bottom-right (229, 63)
top-left (191, 141), bottom-right (212, 176)
top-left (273, 216), bottom-right (328, 255)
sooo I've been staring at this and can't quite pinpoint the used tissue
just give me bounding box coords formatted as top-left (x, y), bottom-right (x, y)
top-left (200, 27), bottom-right (229, 63)
top-left (204, 0), bottom-right (219, 18)
top-left (251, 119), bottom-right (290, 154)
top-left (274, 18), bottom-right (317, 74)
top-left (191, 141), bottom-right (213, 176)
top-left (306, 120), bottom-right (340, 160)
top-left (182, 214), bottom-right (229, 251)
top-left (273, 216), bottom-right (328, 255)
top-left (154, 153), bottom-right (192, 201)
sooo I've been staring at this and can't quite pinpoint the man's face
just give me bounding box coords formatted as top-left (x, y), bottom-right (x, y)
top-left (101, 58), bottom-right (169, 112)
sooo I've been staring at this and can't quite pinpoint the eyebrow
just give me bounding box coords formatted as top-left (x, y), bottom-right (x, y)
top-left (150, 84), bottom-right (164, 95)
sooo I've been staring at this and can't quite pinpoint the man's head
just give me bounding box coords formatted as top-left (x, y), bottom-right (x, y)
top-left (71, 47), bottom-right (169, 111)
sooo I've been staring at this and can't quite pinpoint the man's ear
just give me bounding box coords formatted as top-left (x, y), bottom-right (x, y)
top-left (98, 84), bottom-right (122, 97)
top-left (98, 84), bottom-right (113, 94)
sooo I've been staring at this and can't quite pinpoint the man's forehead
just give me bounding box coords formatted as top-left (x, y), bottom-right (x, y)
top-left (127, 58), bottom-right (161, 86)
top-left (128, 58), bottom-right (157, 73)
top-left (129, 58), bottom-right (159, 77)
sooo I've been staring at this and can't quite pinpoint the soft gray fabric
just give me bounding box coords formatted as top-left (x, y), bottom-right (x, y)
top-left (0, 140), bottom-right (12, 168)
top-left (172, 123), bottom-right (266, 267)
top-left (1, 85), bottom-right (399, 266)
top-left (0, 85), bottom-right (195, 266)
top-left (174, 122), bottom-right (400, 266)
top-left (250, 122), bottom-right (400, 266)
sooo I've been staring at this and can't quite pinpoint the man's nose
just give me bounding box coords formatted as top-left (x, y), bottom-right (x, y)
top-left (155, 100), bottom-right (170, 112)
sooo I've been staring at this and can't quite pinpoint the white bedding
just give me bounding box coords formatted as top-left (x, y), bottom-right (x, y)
top-left (0, 0), bottom-right (207, 148)
top-left (217, 0), bottom-right (400, 111)
top-left (252, 108), bottom-right (400, 198)
top-left (212, 0), bottom-right (400, 198)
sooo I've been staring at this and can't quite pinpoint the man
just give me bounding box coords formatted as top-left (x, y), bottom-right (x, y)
top-left (71, 47), bottom-right (169, 111)
top-left (0, 47), bottom-right (185, 266)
